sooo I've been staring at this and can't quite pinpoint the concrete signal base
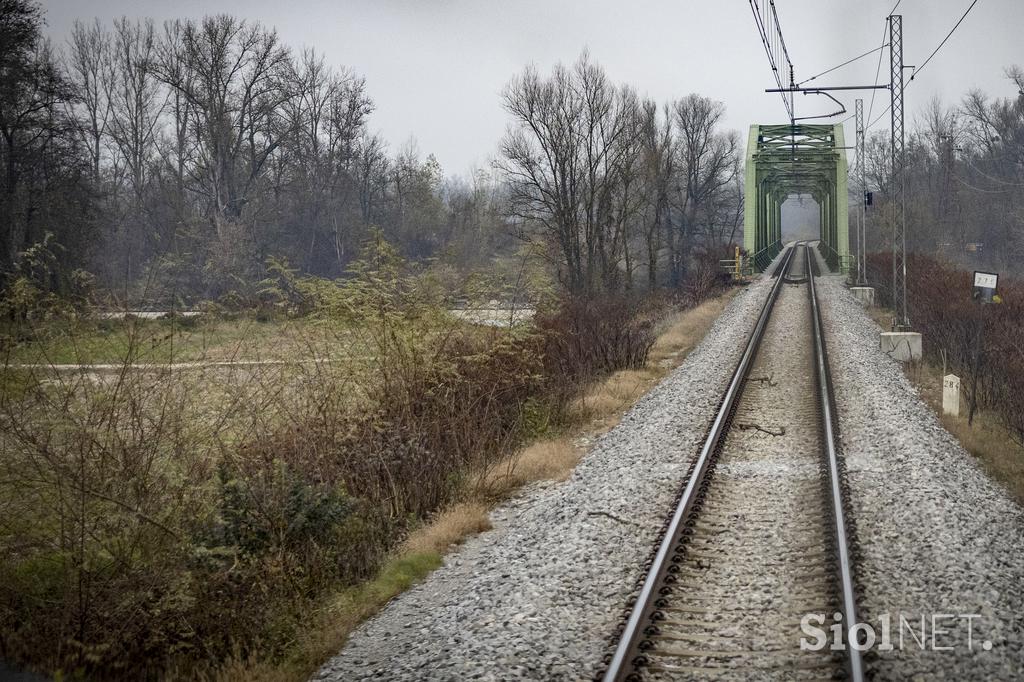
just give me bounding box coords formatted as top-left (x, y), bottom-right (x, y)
top-left (850, 286), bottom-right (875, 306)
top-left (880, 331), bottom-right (922, 362)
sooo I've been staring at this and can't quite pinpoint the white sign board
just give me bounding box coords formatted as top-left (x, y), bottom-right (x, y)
top-left (974, 272), bottom-right (998, 289)
top-left (943, 374), bottom-right (960, 417)
top-left (973, 271), bottom-right (999, 303)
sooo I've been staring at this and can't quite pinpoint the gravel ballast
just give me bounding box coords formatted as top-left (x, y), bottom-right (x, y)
top-left (315, 271), bottom-right (781, 681)
top-left (637, 272), bottom-right (848, 679)
top-left (818, 274), bottom-right (1024, 680)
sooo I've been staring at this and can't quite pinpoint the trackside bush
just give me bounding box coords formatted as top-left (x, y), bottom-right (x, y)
top-left (535, 295), bottom-right (659, 385)
top-left (865, 251), bottom-right (1024, 442)
top-left (0, 237), bottom-right (674, 678)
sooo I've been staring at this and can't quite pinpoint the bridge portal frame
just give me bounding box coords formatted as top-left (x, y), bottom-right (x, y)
top-left (743, 124), bottom-right (849, 271)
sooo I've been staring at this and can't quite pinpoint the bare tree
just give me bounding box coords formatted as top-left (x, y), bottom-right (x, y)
top-left (866, 67), bottom-right (1024, 276)
top-left (108, 17), bottom-right (163, 201)
top-left (153, 15), bottom-right (293, 240)
top-left (669, 94), bottom-right (738, 285)
top-left (355, 133), bottom-right (389, 227)
top-left (599, 87), bottom-right (648, 290)
top-left (279, 49), bottom-right (372, 272)
top-left (66, 19), bottom-right (113, 182)
top-left (0, 1), bottom-right (94, 285)
top-left (639, 101), bottom-right (675, 288)
top-left (498, 52), bottom-right (638, 294)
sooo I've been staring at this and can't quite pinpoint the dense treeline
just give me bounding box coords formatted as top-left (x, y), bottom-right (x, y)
top-left (1, 3), bottom-right (741, 310)
top-left (0, 2), bottom-right (514, 307)
top-left (863, 68), bottom-right (1024, 276)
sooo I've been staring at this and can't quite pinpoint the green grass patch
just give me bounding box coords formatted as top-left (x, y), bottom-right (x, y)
top-left (361, 552), bottom-right (443, 599)
top-left (0, 367), bottom-right (38, 398)
top-left (226, 552), bottom-right (444, 682)
top-left (3, 316), bottom-right (346, 366)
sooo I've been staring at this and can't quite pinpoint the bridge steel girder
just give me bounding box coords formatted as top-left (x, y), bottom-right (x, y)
top-left (743, 123), bottom-right (849, 272)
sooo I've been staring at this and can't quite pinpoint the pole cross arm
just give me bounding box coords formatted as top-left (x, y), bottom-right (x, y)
top-left (765, 85), bottom-right (891, 92)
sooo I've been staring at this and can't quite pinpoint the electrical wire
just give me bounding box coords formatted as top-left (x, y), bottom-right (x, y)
top-left (961, 157), bottom-right (1024, 187)
top-left (796, 44), bottom-right (889, 87)
top-left (911, 0), bottom-right (981, 81)
top-left (867, 104), bottom-right (892, 133)
top-left (952, 173), bottom-right (1014, 193)
top-left (749, 0), bottom-right (795, 121)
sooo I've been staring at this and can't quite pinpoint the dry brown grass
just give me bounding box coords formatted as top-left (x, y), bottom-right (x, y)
top-left (477, 291), bottom-right (737, 497)
top-left (478, 438), bottom-right (583, 496)
top-left (911, 358), bottom-right (1024, 504)
top-left (207, 551), bottom-right (444, 682)
top-left (569, 368), bottom-right (656, 429)
top-left (401, 502), bottom-right (494, 555)
top-left (570, 291), bottom-right (737, 432)
top-left (417, 288), bottom-right (739, 530)
top-left (866, 305), bottom-right (894, 330)
top-left (650, 293), bottom-right (734, 366)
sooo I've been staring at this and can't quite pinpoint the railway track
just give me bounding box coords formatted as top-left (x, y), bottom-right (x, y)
top-left (601, 244), bottom-right (863, 682)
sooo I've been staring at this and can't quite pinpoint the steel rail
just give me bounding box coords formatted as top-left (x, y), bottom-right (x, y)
top-left (602, 244), bottom-right (864, 681)
top-left (601, 245), bottom-right (797, 681)
top-left (806, 246), bottom-right (865, 682)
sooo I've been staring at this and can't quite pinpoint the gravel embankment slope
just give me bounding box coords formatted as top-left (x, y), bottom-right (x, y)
top-left (315, 272), bottom-right (780, 681)
top-left (818, 275), bottom-right (1024, 680)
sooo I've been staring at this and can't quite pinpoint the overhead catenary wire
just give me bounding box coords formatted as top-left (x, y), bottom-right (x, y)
top-left (959, 156), bottom-right (1024, 187)
top-left (867, 104), bottom-right (892, 133)
top-left (749, 0), bottom-right (796, 121)
top-left (952, 173), bottom-right (1014, 193)
top-left (796, 44), bottom-right (889, 87)
top-left (911, 0), bottom-right (981, 81)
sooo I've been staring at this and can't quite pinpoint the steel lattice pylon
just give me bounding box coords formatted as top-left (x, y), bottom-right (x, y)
top-left (855, 99), bottom-right (867, 285)
top-left (889, 14), bottom-right (909, 328)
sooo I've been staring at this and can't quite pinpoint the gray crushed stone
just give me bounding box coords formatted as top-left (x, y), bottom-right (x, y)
top-left (637, 278), bottom-right (846, 679)
top-left (314, 274), bottom-right (780, 681)
top-left (818, 275), bottom-right (1024, 680)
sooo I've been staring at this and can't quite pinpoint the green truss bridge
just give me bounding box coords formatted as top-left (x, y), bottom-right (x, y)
top-left (743, 124), bottom-right (849, 272)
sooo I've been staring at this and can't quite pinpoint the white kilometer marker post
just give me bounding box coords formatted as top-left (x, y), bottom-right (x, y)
top-left (942, 374), bottom-right (960, 417)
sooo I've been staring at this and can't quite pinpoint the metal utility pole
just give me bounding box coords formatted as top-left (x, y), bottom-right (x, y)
top-left (889, 14), bottom-right (909, 329)
top-left (855, 98), bottom-right (867, 285)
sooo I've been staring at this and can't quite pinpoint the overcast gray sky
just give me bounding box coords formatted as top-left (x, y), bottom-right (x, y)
top-left (41, 0), bottom-right (1024, 176)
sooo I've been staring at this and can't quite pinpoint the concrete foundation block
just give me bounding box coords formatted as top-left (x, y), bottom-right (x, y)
top-left (850, 286), bottom-right (875, 306)
top-left (880, 331), bottom-right (922, 362)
